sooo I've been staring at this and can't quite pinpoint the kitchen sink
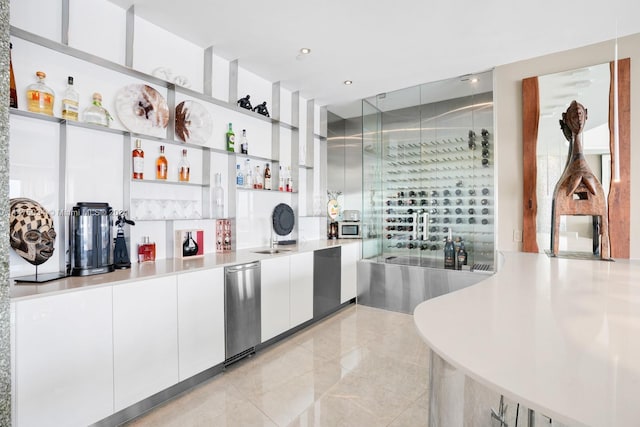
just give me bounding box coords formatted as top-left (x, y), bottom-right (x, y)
top-left (253, 248), bottom-right (291, 254)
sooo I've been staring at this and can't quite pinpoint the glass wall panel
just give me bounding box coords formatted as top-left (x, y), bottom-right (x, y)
top-left (362, 70), bottom-right (495, 270)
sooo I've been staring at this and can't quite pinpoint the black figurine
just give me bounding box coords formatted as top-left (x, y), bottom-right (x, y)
top-left (237, 95), bottom-right (252, 110)
top-left (253, 101), bottom-right (270, 117)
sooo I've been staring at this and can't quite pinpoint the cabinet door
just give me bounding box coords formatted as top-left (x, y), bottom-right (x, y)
top-left (290, 252), bottom-right (313, 327)
top-left (13, 287), bottom-right (114, 427)
top-left (341, 242), bottom-right (360, 303)
top-left (261, 256), bottom-right (290, 342)
top-left (113, 276), bottom-right (178, 411)
top-left (177, 268), bottom-right (225, 380)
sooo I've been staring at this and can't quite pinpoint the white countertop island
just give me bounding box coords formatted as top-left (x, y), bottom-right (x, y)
top-left (414, 252), bottom-right (640, 427)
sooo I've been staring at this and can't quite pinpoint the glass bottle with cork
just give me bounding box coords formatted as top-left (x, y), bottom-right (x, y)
top-left (240, 129), bottom-right (248, 154)
top-left (178, 149), bottom-right (190, 182)
top-left (26, 71), bottom-right (55, 116)
top-left (83, 93), bottom-right (112, 127)
top-left (156, 145), bottom-right (168, 180)
top-left (132, 139), bottom-right (144, 180)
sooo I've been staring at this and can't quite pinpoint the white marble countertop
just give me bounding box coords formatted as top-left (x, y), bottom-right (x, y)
top-left (10, 239), bottom-right (357, 301)
top-left (414, 252), bottom-right (640, 427)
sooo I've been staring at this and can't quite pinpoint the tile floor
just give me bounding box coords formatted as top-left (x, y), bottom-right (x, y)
top-left (124, 304), bottom-right (431, 427)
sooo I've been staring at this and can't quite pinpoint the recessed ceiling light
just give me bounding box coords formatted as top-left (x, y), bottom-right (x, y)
top-left (344, 80), bottom-right (353, 85)
top-left (300, 48), bottom-right (311, 55)
top-left (470, 77), bottom-right (479, 83)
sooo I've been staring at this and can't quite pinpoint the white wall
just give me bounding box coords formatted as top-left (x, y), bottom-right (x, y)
top-left (494, 32), bottom-right (640, 259)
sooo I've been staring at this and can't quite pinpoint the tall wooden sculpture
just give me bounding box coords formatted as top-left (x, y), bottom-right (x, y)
top-left (551, 100), bottom-right (610, 258)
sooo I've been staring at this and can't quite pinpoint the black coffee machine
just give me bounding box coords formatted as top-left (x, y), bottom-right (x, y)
top-left (69, 202), bottom-right (115, 276)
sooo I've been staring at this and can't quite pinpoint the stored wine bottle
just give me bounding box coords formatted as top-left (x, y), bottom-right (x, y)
top-left (456, 241), bottom-right (467, 269)
top-left (226, 123), bottom-right (235, 152)
top-left (178, 149), bottom-right (190, 182)
top-left (9, 43), bottom-right (18, 108)
top-left (156, 145), bottom-right (167, 180)
top-left (444, 229), bottom-right (456, 270)
top-left (132, 139), bottom-right (144, 180)
top-left (240, 129), bottom-right (248, 154)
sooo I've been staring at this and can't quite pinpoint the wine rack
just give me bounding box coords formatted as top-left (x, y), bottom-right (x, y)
top-left (382, 129), bottom-right (494, 267)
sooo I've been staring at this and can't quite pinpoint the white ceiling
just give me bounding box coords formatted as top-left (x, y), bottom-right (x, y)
top-left (108, 0), bottom-right (640, 118)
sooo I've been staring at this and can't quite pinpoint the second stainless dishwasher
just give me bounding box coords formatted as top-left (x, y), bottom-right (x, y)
top-left (224, 261), bottom-right (261, 364)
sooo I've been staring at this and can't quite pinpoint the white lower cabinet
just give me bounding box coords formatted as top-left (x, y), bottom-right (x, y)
top-left (13, 286), bottom-right (114, 427)
top-left (113, 275), bottom-right (179, 411)
top-left (261, 256), bottom-right (291, 342)
top-left (341, 242), bottom-right (359, 303)
top-left (290, 251), bottom-right (314, 327)
top-left (177, 268), bottom-right (225, 380)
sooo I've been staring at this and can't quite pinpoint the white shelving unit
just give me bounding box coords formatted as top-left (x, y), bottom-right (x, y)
top-left (8, 0), bottom-right (328, 277)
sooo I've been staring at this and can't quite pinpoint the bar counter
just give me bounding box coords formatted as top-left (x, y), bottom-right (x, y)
top-left (414, 252), bottom-right (640, 427)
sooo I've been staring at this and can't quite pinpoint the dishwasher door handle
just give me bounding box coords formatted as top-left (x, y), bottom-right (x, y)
top-left (225, 261), bottom-right (260, 273)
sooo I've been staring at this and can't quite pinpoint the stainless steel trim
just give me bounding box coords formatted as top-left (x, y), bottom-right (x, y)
top-left (228, 59), bottom-right (238, 105)
top-left (61, 0), bottom-right (69, 45)
top-left (125, 6), bottom-right (134, 68)
top-left (203, 46), bottom-right (213, 96)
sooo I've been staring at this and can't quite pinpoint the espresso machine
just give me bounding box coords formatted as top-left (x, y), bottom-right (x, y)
top-left (69, 202), bottom-right (115, 276)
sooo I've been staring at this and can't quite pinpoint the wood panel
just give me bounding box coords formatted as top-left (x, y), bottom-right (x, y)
top-left (522, 77), bottom-right (540, 253)
top-left (608, 58), bottom-right (631, 258)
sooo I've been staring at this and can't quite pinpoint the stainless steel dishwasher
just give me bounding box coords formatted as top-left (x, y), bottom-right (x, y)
top-left (224, 261), bottom-right (261, 364)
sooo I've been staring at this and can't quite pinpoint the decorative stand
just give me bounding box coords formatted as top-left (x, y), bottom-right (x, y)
top-left (550, 100), bottom-right (610, 259)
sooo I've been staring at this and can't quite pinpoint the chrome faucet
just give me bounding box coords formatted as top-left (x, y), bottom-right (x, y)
top-left (270, 227), bottom-right (278, 249)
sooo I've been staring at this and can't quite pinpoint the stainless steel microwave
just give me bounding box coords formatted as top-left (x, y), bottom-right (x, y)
top-left (338, 221), bottom-right (361, 239)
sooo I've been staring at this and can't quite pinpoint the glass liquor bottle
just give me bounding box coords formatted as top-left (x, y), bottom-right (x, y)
top-left (244, 158), bottom-right (252, 189)
top-left (156, 145), bottom-right (168, 180)
top-left (236, 164), bottom-right (244, 187)
top-left (278, 165), bottom-right (284, 191)
top-left (212, 173), bottom-right (224, 218)
top-left (286, 166), bottom-right (293, 192)
top-left (83, 93), bottom-right (112, 127)
top-left (26, 71), bottom-right (55, 115)
top-left (240, 129), bottom-right (248, 154)
top-left (132, 139), bottom-right (144, 180)
top-left (226, 123), bottom-right (235, 152)
top-left (137, 236), bottom-right (156, 262)
top-left (253, 165), bottom-right (263, 189)
top-left (182, 231), bottom-right (199, 256)
top-left (264, 163), bottom-right (272, 190)
top-left (61, 76), bottom-right (79, 121)
top-left (9, 43), bottom-right (17, 108)
top-left (178, 149), bottom-right (190, 182)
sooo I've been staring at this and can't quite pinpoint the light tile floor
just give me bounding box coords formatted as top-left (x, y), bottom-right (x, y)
top-left (124, 304), bottom-right (430, 427)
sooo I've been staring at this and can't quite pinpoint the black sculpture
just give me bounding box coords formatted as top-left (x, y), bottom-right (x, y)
top-left (237, 95), bottom-right (252, 110)
top-left (253, 101), bottom-right (270, 117)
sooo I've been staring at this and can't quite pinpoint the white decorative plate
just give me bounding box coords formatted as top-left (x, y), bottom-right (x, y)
top-left (115, 84), bottom-right (169, 135)
top-left (175, 100), bottom-right (213, 144)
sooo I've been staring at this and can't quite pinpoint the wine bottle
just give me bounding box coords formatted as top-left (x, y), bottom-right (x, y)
top-left (9, 43), bottom-right (18, 108)
top-left (444, 229), bottom-right (455, 270)
top-left (457, 240), bottom-right (468, 267)
top-left (156, 145), bottom-right (167, 180)
top-left (240, 129), bottom-right (248, 154)
top-left (132, 139), bottom-right (144, 180)
top-left (226, 123), bottom-right (235, 152)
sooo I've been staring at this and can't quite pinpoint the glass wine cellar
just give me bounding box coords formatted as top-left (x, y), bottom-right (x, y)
top-left (361, 70), bottom-right (496, 275)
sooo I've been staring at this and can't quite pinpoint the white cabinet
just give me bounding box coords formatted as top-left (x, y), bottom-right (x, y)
top-left (177, 268), bottom-right (225, 380)
top-left (112, 275), bottom-right (179, 411)
top-left (290, 251), bottom-right (314, 327)
top-left (261, 256), bottom-right (291, 342)
top-left (341, 242), bottom-right (359, 303)
top-left (13, 286), bottom-right (114, 427)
